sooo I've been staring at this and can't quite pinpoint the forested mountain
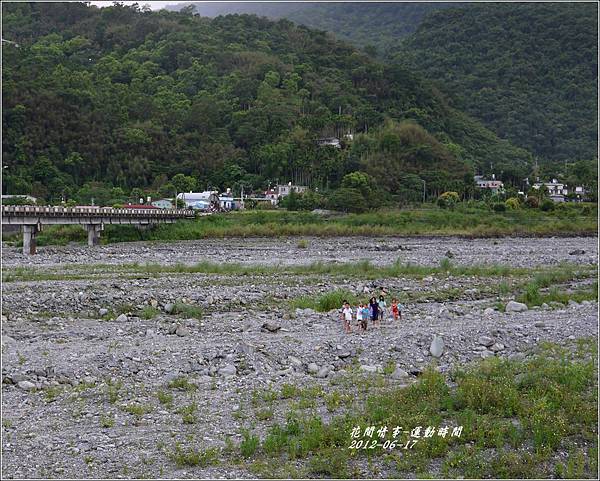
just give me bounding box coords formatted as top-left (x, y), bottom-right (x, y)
top-left (171, 1), bottom-right (453, 52)
top-left (2, 2), bottom-right (531, 203)
top-left (395, 2), bottom-right (598, 165)
top-left (175, 1), bottom-right (598, 167)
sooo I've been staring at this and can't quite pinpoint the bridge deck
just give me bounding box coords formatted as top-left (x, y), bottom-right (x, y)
top-left (1, 205), bottom-right (195, 221)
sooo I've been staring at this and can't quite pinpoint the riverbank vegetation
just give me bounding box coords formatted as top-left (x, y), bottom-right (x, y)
top-left (3, 203), bottom-right (596, 248)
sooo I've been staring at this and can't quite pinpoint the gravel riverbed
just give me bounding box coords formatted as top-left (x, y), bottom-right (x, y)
top-left (1, 236), bottom-right (597, 478)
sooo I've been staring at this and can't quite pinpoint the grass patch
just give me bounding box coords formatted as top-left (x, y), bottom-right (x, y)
top-left (236, 338), bottom-right (597, 478)
top-left (157, 390), bottom-right (174, 407)
top-left (169, 443), bottom-right (219, 468)
top-left (43, 386), bottom-right (62, 402)
top-left (105, 379), bottom-right (123, 404)
top-left (240, 430), bottom-right (260, 458)
top-left (122, 403), bottom-right (152, 419)
top-left (177, 402), bottom-right (197, 424)
top-left (291, 289), bottom-right (359, 312)
top-left (99, 414), bottom-right (115, 428)
top-left (167, 376), bottom-right (197, 392)
top-left (139, 306), bottom-right (160, 320)
top-left (4, 259), bottom-right (595, 286)
top-left (518, 279), bottom-right (598, 307)
top-left (172, 303), bottom-right (204, 319)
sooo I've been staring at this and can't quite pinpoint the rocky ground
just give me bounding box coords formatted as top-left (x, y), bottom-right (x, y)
top-left (2, 236), bottom-right (597, 268)
top-left (1, 236), bottom-right (597, 479)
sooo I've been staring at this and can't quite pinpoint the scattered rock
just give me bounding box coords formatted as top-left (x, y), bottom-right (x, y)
top-left (360, 365), bottom-right (378, 373)
top-left (115, 313), bottom-right (128, 323)
top-left (430, 335), bottom-right (444, 358)
top-left (307, 363), bottom-right (319, 375)
top-left (483, 307), bottom-right (495, 316)
top-left (534, 321), bottom-right (546, 328)
top-left (17, 380), bottom-right (36, 391)
top-left (316, 366), bottom-right (330, 378)
top-left (262, 321), bottom-right (281, 333)
top-left (218, 364), bottom-right (237, 377)
top-left (490, 343), bottom-right (505, 352)
top-left (288, 356), bottom-right (302, 368)
top-left (505, 301), bottom-right (528, 313)
top-left (478, 336), bottom-right (494, 347)
top-left (175, 326), bottom-right (190, 337)
top-left (390, 367), bottom-right (409, 380)
top-left (99, 308), bottom-right (108, 316)
top-left (569, 249), bottom-right (585, 255)
top-left (164, 303), bottom-right (174, 314)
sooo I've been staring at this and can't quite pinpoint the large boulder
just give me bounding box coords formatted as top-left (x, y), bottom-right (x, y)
top-left (218, 364), bottom-right (237, 377)
top-left (307, 363), bottom-right (319, 374)
top-left (505, 301), bottom-right (528, 313)
top-left (17, 380), bottom-right (36, 391)
top-left (391, 367), bottom-right (409, 380)
top-left (430, 335), bottom-right (444, 358)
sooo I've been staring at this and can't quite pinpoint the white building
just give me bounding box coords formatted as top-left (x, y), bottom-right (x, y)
top-left (316, 137), bottom-right (341, 148)
top-left (532, 179), bottom-right (569, 202)
top-left (277, 183), bottom-right (308, 197)
top-left (151, 198), bottom-right (174, 209)
top-left (1, 194), bottom-right (37, 204)
top-left (177, 191), bottom-right (219, 210)
top-left (474, 175), bottom-right (504, 194)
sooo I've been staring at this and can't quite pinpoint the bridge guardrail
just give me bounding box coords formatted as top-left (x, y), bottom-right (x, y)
top-left (1, 205), bottom-right (196, 218)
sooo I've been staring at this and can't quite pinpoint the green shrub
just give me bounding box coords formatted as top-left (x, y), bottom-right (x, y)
top-left (540, 199), bottom-right (555, 211)
top-left (240, 430), bottom-right (260, 458)
top-left (525, 196), bottom-right (540, 208)
top-left (437, 191), bottom-right (460, 209)
top-left (505, 197), bottom-right (520, 209)
top-left (492, 203), bottom-right (506, 212)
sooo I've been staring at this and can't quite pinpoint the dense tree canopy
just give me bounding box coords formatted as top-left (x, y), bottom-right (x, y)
top-left (395, 2), bottom-right (598, 165)
top-left (193, 2), bottom-right (598, 169)
top-left (2, 2), bottom-right (532, 203)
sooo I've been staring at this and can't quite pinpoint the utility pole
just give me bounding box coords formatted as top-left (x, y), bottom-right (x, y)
top-left (421, 179), bottom-right (426, 204)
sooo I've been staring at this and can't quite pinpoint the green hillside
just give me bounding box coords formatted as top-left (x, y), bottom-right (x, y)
top-left (183, 1), bottom-right (452, 51)
top-left (395, 2), bottom-right (598, 165)
top-left (2, 2), bottom-right (530, 203)
top-left (186, 2), bottom-right (598, 167)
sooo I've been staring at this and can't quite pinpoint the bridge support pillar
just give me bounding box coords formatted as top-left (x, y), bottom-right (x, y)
top-left (22, 225), bottom-right (38, 255)
top-left (85, 224), bottom-right (102, 246)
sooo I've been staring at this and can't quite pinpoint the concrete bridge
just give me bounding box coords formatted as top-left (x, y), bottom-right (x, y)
top-left (1, 205), bottom-right (196, 254)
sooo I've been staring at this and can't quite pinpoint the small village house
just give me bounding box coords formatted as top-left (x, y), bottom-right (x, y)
top-left (532, 179), bottom-right (568, 202)
top-left (263, 188), bottom-right (279, 205)
top-left (1, 194), bottom-right (37, 204)
top-left (177, 191), bottom-right (220, 210)
top-left (316, 137), bottom-right (341, 148)
top-left (277, 183), bottom-right (308, 197)
top-left (474, 174), bottom-right (504, 194)
top-left (151, 198), bottom-right (174, 209)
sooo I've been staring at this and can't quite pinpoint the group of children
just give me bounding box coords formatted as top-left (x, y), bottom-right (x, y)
top-left (340, 294), bottom-right (403, 333)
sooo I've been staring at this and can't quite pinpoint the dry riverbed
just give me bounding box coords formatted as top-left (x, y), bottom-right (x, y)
top-left (1, 236), bottom-right (598, 479)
